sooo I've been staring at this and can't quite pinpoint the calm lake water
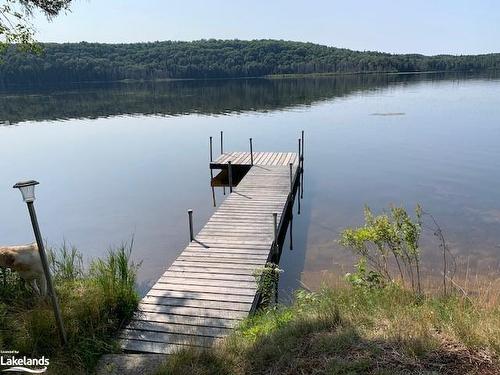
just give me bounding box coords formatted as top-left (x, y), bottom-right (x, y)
top-left (1, 73), bottom-right (499, 297)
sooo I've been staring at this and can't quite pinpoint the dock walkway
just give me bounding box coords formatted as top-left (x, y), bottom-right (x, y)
top-left (120, 152), bottom-right (300, 354)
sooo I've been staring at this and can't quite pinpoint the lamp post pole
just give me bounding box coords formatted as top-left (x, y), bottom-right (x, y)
top-left (14, 181), bottom-right (67, 345)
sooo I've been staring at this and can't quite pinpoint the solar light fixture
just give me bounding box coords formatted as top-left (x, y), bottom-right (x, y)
top-left (13, 180), bottom-right (39, 203)
top-left (13, 180), bottom-right (67, 345)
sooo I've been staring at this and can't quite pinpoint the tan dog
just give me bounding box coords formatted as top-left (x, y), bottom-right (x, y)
top-left (0, 243), bottom-right (47, 296)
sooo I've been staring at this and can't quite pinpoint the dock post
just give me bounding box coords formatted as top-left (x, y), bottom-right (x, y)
top-left (298, 138), bottom-right (302, 201)
top-left (220, 131), bottom-right (224, 155)
top-left (211, 186), bottom-right (216, 207)
top-left (289, 162), bottom-right (293, 194)
top-left (301, 130), bottom-right (304, 162)
top-left (298, 138), bottom-right (301, 170)
top-left (228, 161), bottom-right (233, 193)
top-left (301, 130), bottom-right (304, 199)
top-left (210, 169), bottom-right (216, 207)
top-left (249, 138), bottom-right (253, 165)
top-left (273, 212), bottom-right (278, 253)
top-left (209, 136), bottom-right (213, 162)
top-left (188, 209), bottom-right (194, 242)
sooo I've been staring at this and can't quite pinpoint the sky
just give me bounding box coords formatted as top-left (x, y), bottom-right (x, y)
top-left (33, 0), bottom-right (500, 55)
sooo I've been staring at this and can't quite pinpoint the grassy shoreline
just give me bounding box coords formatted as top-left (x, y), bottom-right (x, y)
top-left (0, 243), bottom-right (139, 374)
top-left (159, 286), bottom-right (500, 375)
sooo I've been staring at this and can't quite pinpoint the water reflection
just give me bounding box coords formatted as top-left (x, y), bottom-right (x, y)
top-left (1, 72), bottom-right (495, 125)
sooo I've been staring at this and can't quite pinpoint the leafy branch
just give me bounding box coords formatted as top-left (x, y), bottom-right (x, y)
top-left (0, 0), bottom-right (71, 53)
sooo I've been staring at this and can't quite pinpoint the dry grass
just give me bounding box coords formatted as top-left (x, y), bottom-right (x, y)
top-left (158, 286), bottom-right (500, 375)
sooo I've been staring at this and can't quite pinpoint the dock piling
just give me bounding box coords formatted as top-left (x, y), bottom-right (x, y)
top-left (273, 212), bottom-right (278, 253)
top-left (210, 169), bottom-right (216, 207)
top-left (297, 183), bottom-right (301, 215)
top-left (301, 130), bottom-right (304, 162)
top-left (298, 138), bottom-right (301, 168)
top-left (209, 136), bottom-right (213, 162)
top-left (187, 209), bottom-right (194, 242)
top-left (289, 162), bottom-right (293, 193)
top-left (220, 131), bottom-right (224, 154)
top-left (228, 161), bottom-right (233, 193)
top-left (249, 138), bottom-right (253, 165)
top-left (301, 131), bottom-right (304, 199)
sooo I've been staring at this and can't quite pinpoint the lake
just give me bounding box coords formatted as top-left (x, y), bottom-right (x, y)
top-left (1, 72), bottom-right (499, 297)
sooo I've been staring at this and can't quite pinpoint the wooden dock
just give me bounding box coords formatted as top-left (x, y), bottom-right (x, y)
top-left (120, 150), bottom-right (301, 354)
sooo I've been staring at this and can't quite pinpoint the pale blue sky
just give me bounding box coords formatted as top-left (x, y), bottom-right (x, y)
top-left (33, 0), bottom-right (500, 55)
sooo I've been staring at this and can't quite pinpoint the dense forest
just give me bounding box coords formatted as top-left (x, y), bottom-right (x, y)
top-left (0, 39), bottom-right (499, 86)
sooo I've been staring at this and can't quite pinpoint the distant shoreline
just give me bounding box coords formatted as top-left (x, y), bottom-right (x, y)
top-left (1, 40), bottom-right (498, 87)
top-left (1, 69), bottom-right (497, 91)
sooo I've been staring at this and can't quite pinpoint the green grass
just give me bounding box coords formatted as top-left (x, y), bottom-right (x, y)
top-left (0, 242), bottom-right (140, 374)
top-left (158, 286), bottom-right (500, 375)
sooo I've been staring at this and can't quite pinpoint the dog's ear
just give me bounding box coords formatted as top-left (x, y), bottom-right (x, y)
top-left (0, 252), bottom-right (15, 268)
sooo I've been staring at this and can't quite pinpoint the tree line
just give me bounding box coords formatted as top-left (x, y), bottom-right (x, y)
top-left (0, 39), bottom-right (499, 86)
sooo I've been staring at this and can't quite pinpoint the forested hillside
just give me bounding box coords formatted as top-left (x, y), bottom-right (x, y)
top-left (0, 39), bottom-right (499, 86)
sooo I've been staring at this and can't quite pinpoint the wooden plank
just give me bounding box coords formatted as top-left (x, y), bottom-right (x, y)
top-left (220, 201), bottom-right (286, 207)
top-left (157, 275), bottom-right (257, 289)
top-left (176, 256), bottom-right (265, 266)
top-left (183, 247), bottom-right (271, 255)
top-left (120, 329), bottom-right (217, 347)
top-left (131, 310), bottom-right (239, 328)
top-left (147, 288), bottom-right (255, 303)
top-left (201, 224), bottom-right (275, 231)
top-left (121, 339), bottom-right (194, 354)
top-left (215, 206), bottom-right (286, 212)
top-left (151, 283), bottom-right (256, 297)
top-left (168, 266), bottom-right (257, 277)
top-left (192, 237), bottom-right (274, 246)
top-left (218, 152), bottom-right (233, 165)
top-left (180, 251), bottom-right (268, 260)
top-left (199, 226), bottom-right (275, 233)
top-left (276, 152), bottom-right (287, 166)
top-left (172, 260), bottom-right (261, 271)
top-left (128, 320), bottom-right (231, 338)
top-left (261, 152), bottom-right (274, 165)
top-left (272, 153), bottom-right (284, 166)
top-left (253, 152), bottom-right (267, 164)
top-left (138, 303), bottom-right (247, 320)
top-left (142, 294), bottom-right (252, 311)
top-left (202, 223), bottom-right (276, 230)
top-left (162, 270), bottom-right (256, 282)
top-left (184, 245), bottom-right (270, 254)
top-left (196, 232), bottom-right (274, 240)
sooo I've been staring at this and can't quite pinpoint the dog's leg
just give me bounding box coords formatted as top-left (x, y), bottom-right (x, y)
top-left (37, 275), bottom-right (47, 296)
top-left (29, 278), bottom-right (41, 295)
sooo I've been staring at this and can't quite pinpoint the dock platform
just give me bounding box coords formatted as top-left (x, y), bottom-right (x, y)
top-left (120, 150), bottom-right (301, 354)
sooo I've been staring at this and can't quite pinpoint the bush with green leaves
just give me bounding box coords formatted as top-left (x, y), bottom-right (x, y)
top-left (345, 257), bottom-right (385, 290)
top-left (253, 262), bottom-right (283, 308)
top-left (340, 205), bottom-right (423, 293)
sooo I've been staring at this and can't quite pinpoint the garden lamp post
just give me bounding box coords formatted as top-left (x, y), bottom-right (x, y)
top-left (13, 180), bottom-right (67, 345)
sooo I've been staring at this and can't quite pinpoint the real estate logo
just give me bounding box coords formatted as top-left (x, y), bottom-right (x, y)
top-left (0, 351), bottom-right (48, 373)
